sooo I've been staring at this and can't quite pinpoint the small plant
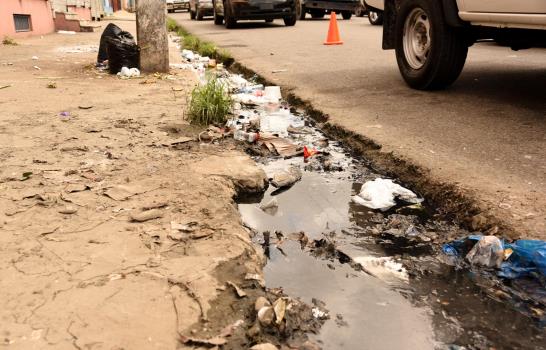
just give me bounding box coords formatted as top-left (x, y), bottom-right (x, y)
top-left (166, 17), bottom-right (178, 32)
top-left (183, 34), bottom-right (200, 51)
top-left (187, 77), bottom-right (231, 126)
top-left (2, 36), bottom-right (18, 46)
top-left (199, 41), bottom-right (216, 58)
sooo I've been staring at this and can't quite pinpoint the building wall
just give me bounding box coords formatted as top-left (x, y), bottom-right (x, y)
top-left (0, 0), bottom-right (55, 38)
top-left (67, 5), bottom-right (92, 20)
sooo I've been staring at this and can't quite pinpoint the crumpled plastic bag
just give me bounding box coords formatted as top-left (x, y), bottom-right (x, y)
top-left (352, 178), bottom-right (422, 211)
top-left (466, 235), bottom-right (504, 268)
top-left (117, 67), bottom-right (140, 78)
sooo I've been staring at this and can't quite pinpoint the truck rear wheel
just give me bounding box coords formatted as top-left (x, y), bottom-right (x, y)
top-left (224, 2), bottom-right (237, 28)
top-left (341, 11), bottom-right (352, 20)
top-left (284, 15), bottom-right (297, 26)
top-left (394, 0), bottom-right (468, 90)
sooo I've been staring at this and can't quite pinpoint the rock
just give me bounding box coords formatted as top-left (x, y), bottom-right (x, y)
top-left (129, 209), bottom-right (163, 222)
top-left (257, 306), bottom-right (275, 326)
top-left (270, 166), bottom-right (302, 188)
top-left (58, 205), bottom-right (78, 214)
top-left (254, 296), bottom-right (271, 311)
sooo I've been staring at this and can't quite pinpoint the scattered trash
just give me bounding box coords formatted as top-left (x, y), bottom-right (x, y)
top-left (129, 209), bottom-right (163, 222)
top-left (33, 66), bottom-right (41, 70)
top-left (272, 69), bottom-right (288, 73)
top-left (227, 281), bottom-right (247, 298)
top-left (59, 111), bottom-right (70, 121)
top-left (0, 85), bottom-right (12, 90)
top-left (353, 256), bottom-right (409, 281)
top-left (47, 81), bottom-right (57, 89)
top-left (443, 236), bottom-right (546, 279)
top-left (78, 105), bottom-right (93, 110)
top-left (161, 136), bottom-right (193, 146)
top-left (21, 172), bottom-right (32, 181)
top-left (270, 166), bottom-right (302, 189)
top-left (99, 24), bottom-right (139, 74)
top-left (312, 307), bottom-right (329, 320)
top-left (466, 235), bottom-right (504, 268)
top-left (57, 30), bottom-right (76, 35)
top-left (352, 178), bottom-right (422, 211)
top-left (234, 129), bottom-right (259, 143)
top-left (32, 56), bottom-right (39, 60)
top-left (117, 67), bottom-right (140, 78)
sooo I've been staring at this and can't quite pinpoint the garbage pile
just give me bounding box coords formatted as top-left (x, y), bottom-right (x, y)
top-left (443, 235), bottom-right (546, 279)
top-left (96, 23), bottom-right (140, 76)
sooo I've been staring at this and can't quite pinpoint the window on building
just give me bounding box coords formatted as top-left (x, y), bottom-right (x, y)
top-left (13, 14), bottom-right (32, 32)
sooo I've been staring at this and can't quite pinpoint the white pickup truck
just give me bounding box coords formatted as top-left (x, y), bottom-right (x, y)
top-left (364, 0), bottom-right (546, 89)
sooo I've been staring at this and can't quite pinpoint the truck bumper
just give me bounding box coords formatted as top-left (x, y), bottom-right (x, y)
top-left (303, 0), bottom-right (359, 11)
top-left (232, 1), bottom-right (295, 19)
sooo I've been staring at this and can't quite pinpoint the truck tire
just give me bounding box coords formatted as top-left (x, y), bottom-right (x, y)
top-left (224, 2), bottom-right (237, 29)
top-left (190, 9), bottom-right (196, 19)
top-left (213, 5), bottom-right (224, 24)
top-left (298, 4), bottom-right (306, 20)
top-left (284, 15), bottom-right (297, 26)
top-left (395, 0), bottom-right (467, 90)
top-left (196, 6), bottom-right (204, 20)
top-left (368, 10), bottom-right (382, 25)
top-left (341, 11), bottom-right (352, 20)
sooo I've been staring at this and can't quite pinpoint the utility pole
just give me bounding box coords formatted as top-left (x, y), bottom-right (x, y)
top-left (135, 0), bottom-right (169, 72)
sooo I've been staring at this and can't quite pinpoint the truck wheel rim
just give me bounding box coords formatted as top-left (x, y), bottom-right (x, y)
top-left (369, 11), bottom-right (378, 22)
top-left (403, 8), bottom-right (430, 70)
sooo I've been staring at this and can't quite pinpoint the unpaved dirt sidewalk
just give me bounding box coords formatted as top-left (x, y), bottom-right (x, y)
top-left (0, 21), bottom-right (268, 349)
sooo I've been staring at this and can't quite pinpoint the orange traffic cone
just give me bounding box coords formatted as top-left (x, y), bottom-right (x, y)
top-left (324, 12), bottom-right (343, 45)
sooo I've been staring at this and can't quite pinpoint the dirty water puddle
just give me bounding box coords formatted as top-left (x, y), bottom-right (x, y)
top-left (238, 140), bottom-right (545, 350)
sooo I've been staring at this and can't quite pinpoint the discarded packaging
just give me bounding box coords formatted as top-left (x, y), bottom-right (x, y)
top-left (443, 236), bottom-right (546, 279)
top-left (227, 281), bottom-right (247, 298)
top-left (352, 178), bottom-right (422, 211)
top-left (234, 129), bottom-right (259, 143)
top-left (117, 67), bottom-right (140, 78)
top-left (273, 298), bottom-right (287, 324)
top-left (270, 166), bottom-right (302, 188)
top-left (466, 235), bottom-right (504, 268)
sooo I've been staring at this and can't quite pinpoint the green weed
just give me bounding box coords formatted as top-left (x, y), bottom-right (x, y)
top-left (2, 36), bottom-right (18, 46)
top-left (187, 77), bottom-right (232, 125)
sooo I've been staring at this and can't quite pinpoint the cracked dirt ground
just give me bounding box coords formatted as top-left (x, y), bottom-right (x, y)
top-left (0, 21), bottom-right (268, 349)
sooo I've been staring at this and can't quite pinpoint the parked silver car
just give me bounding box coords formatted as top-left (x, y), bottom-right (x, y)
top-left (190, 0), bottom-right (214, 20)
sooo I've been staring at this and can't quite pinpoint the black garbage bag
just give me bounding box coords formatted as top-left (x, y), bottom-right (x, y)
top-left (106, 37), bottom-right (140, 74)
top-left (97, 23), bottom-right (135, 63)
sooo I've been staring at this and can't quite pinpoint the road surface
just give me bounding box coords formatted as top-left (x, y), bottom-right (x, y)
top-left (172, 12), bottom-right (546, 239)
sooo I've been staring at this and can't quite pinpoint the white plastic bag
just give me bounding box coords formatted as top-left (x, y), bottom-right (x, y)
top-left (352, 178), bottom-right (422, 211)
top-left (466, 235), bottom-right (504, 268)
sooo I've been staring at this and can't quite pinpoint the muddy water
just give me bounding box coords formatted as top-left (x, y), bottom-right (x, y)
top-left (238, 139), bottom-right (546, 349)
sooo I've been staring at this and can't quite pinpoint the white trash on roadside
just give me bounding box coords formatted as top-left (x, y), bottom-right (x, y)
top-left (117, 67), bottom-right (140, 78)
top-left (353, 256), bottom-right (409, 281)
top-left (259, 110), bottom-right (291, 137)
top-left (352, 178), bottom-right (422, 211)
top-left (466, 235), bottom-right (504, 268)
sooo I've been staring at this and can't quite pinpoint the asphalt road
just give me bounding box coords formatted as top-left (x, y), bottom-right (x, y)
top-left (172, 12), bottom-right (546, 238)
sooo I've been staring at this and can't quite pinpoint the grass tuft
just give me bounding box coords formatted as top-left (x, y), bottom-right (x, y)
top-left (2, 36), bottom-right (18, 46)
top-left (187, 77), bottom-right (232, 126)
